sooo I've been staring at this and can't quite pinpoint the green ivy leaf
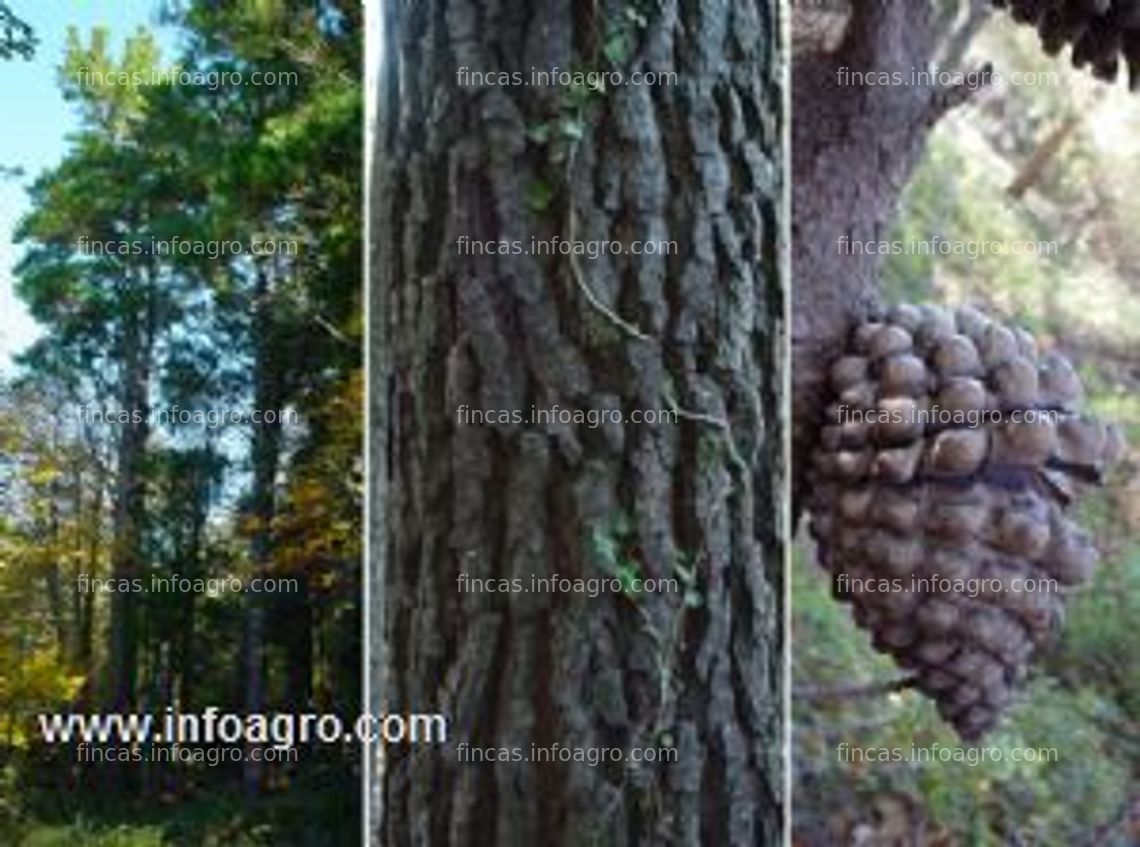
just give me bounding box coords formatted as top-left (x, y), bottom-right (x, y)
top-left (559, 118), bottom-right (585, 141)
top-left (604, 33), bottom-right (630, 65)
top-left (525, 122), bottom-right (552, 145)
top-left (525, 179), bottom-right (554, 213)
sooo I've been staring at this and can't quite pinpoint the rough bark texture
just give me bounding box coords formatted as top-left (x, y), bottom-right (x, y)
top-left (791, 0), bottom-right (980, 513)
top-left (375, 0), bottom-right (785, 844)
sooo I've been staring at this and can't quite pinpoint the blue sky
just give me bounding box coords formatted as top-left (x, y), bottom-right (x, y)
top-left (0, 0), bottom-right (177, 372)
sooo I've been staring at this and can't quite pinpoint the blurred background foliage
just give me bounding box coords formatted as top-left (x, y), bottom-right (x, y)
top-left (795, 10), bottom-right (1140, 847)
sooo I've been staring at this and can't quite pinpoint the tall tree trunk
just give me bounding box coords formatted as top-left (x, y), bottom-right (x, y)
top-left (177, 463), bottom-right (209, 711)
top-left (79, 475), bottom-right (102, 670)
top-left (44, 492), bottom-right (67, 663)
top-left (66, 463), bottom-right (87, 670)
top-left (375, 1), bottom-right (785, 844)
top-left (243, 264), bottom-right (284, 797)
top-left (108, 273), bottom-right (153, 713)
top-left (278, 577), bottom-right (314, 710)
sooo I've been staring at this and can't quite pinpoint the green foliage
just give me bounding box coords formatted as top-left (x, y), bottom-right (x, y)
top-left (13, 761), bottom-right (357, 845)
top-left (590, 511), bottom-right (645, 597)
top-left (673, 551), bottom-right (702, 610)
top-left (603, 1), bottom-right (652, 66)
top-left (0, 3), bottom-right (35, 60)
top-left (19, 823), bottom-right (165, 847)
top-left (882, 132), bottom-right (1063, 328)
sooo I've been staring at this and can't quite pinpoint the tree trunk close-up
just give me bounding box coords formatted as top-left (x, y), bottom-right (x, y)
top-left (374, 0), bottom-right (787, 843)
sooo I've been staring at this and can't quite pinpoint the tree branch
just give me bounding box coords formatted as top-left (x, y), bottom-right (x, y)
top-left (929, 61), bottom-right (993, 121)
top-left (794, 675), bottom-right (918, 703)
top-left (939, 0), bottom-right (992, 70)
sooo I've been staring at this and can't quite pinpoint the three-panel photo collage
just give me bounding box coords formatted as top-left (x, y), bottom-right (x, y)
top-left (0, 0), bottom-right (1137, 844)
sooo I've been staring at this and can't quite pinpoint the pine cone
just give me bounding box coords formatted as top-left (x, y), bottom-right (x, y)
top-left (807, 303), bottom-right (1121, 740)
top-left (991, 0), bottom-right (1140, 88)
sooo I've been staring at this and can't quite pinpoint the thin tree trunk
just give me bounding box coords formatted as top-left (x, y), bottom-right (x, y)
top-left (79, 477), bottom-right (102, 670)
top-left (243, 264), bottom-right (284, 797)
top-left (376, 1), bottom-right (785, 843)
top-left (44, 493), bottom-right (67, 663)
top-left (282, 581), bottom-right (314, 710)
top-left (177, 462), bottom-right (208, 711)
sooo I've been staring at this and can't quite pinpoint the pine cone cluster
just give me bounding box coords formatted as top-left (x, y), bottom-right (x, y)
top-left (991, 0), bottom-right (1140, 88)
top-left (807, 303), bottom-right (1120, 740)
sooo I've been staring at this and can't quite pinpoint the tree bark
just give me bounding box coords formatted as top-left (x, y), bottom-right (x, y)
top-left (791, 0), bottom-right (982, 512)
top-left (375, 1), bottom-right (785, 844)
